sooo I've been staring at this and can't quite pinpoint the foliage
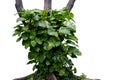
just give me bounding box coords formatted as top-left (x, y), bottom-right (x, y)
top-left (13, 8), bottom-right (84, 80)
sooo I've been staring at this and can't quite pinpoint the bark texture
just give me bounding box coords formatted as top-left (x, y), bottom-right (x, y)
top-left (15, 0), bottom-right (23, 16)
top-left (44, 0), bottom-right (52, 10)
top-left (66, 0), bottom-right (76, 11)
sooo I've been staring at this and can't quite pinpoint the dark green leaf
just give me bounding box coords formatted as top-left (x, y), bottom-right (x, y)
top-left (13, 30), bottom-right (21, 36)
top-left (66, 35), bottom-right (78, 43)
top-left (27, 60), bottom-right (36, 64)
top-left (73, 67), bottom-right (77, 73)
top-left (33, 46), bottom-right (40, 52)
top-left (21, 33), bottom-right (29, 40)
top-left (30, 30), bottom-right (36, 40)
top-left (28, 52), bottom-right (36, 60)
top-left (35, 38), bottom-right (42, 45)
top-left (32, 64), bottom-right (37, 71)
top-left (38, 54), bottom-right (46, 63)
top-left (38, 30), bottom-right (47, 34)
top-left (16, 37), bottom-right (22, 42)
top-left (66, 40), bottom-right (78, 47)
top-left (22, 40), bottom-right (30, 49)
top-left (68, 46), bottom-right (82, 57)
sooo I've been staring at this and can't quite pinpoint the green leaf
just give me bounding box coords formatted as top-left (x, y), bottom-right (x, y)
top-left (22, 40), bottom-right (30, 49)
top-left (32, 64), bottom-right (37, 71)
top-left (38, 54), bottom-right (46, 63)
top-left (47, 29), bottom-right (58, 37)
top-left (28, 52), bottom-right (36, 60)
top-left (59, 68), bottom-right (65, 76)
top-left (16, 37), bottom-right (22, 42)
top-left (68, 46), bottom-right (82, 58)
top-left (64, 21), bottom-right (76, 32)
top-left (27, 60), bottom-right (36, 64)
top-left (38, 20), bottom-right (46, 27)
top-left (21, 33), bottom-right (29, 40)
top-left (28, 76), bottom-right (34, 80)
top-left (59, 27), bottom-right (70, 35)
top-left (73, 67), bottom-right (77, 73)
top-left (31, 41), bottom-right (37, 47)
top-left (30, 30), bottom-right (36, 39)
top-left (16, 17), bottom-right (26, 22)
top-left (35, 38), bottom-right (42, 45)
top-left (34, 15), bottom-right (39, 21)
top-left (43, 37), bottom-right (60, 50)
top-left (33, 46), bottom-right (40, 52)
top-left (38, 30), bottom-right (46, 34)
top-left (46, 60), bottom-right (50, 66)
top-left (13, 29), bottom-right (21, 36)
top-left (22, 26), bottom-right (29, 31)
top-left (66, 35), bottom-right (78, 43)
top-left (66, 40), bottom-right (78, 47)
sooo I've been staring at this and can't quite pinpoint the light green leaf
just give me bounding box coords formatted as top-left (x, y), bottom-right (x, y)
top-left (44, 37), bottom-right (60, 50)
top-left (59, 68), bottom-right (65, 76)
top-left (38, 20), bottom-right (46, 27)
top-left (46, 60), bottom-right (50, 66)
top-left (34, 15), bottom-right (39, 21)
top-left (64, 21), bottom-right (76, 32)
top-left (16, 17), bottom-right (26, 22)
top-left (31, 41), bottom-right (36, 47)
top-left (59, 27), bottom-right (70, 35)
top-left (47, 29), bottom-right (58, 37)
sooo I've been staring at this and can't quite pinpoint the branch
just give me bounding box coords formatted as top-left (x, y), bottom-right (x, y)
top-left (15, 0), bottom-right (24, 16)
top-left (66, 0), bottom-right (76, 12)
top-left (44, 0), bottom-right (52, 10)
top-left (13, 71), bottom-right (39, 80)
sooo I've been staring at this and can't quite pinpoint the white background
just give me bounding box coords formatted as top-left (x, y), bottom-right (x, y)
top-left (0, 0), bottom-right (120, 80)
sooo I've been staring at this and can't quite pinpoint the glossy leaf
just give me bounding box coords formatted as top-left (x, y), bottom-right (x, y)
top-left (66, 35), bottom-right (78, 43)
top-left (16, 17), bottom-right (26, 22)
top-left (59, 27), bottom-right (70, 35)
top-left (47, 29), bottom-right (58, 37)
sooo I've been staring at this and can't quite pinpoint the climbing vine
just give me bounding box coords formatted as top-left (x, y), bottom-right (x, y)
top-left (13, 8), bottom-right (85, 80)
